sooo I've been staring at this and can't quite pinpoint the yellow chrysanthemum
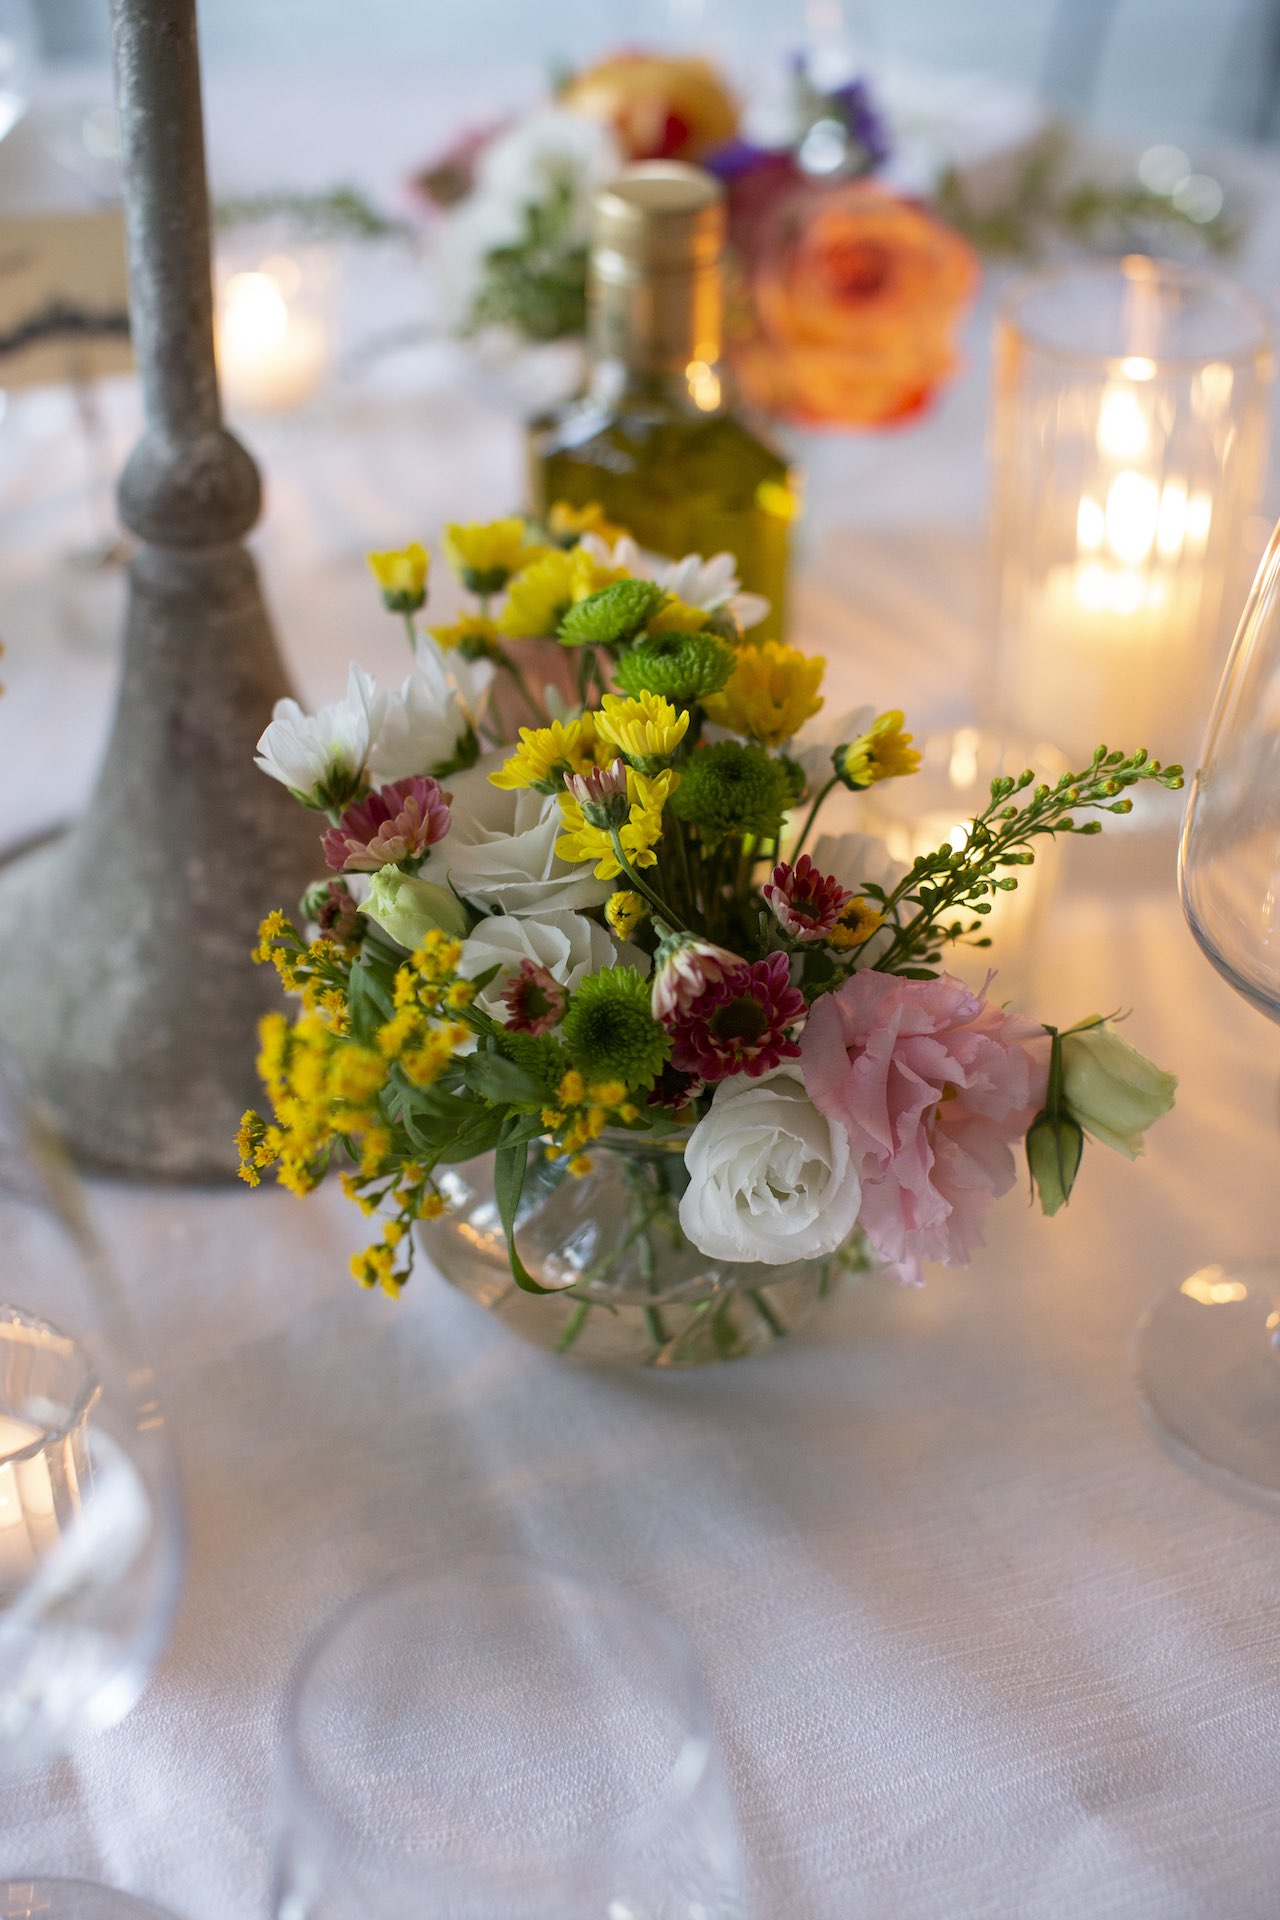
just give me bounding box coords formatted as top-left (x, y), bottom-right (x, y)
top-left (595, 691), bottom-right (689, 764)
top-left (498, 548), bottom-right (627, 640)
top-left (827, 898), bottom-right (886, 951)
top-left (548, 500), bottom-right (630, 546)
top-left (429, 612), bottom-right (502, 658)
top-left (605, 890), bottom-right (648, 939)
top-left (366, 542), bottom-right (429, 610)
top-left (703, 641), bottom-right (825, 747)
top-left (488, 717), bottom-right (595, 793)
top-left (644, 595), bottom-right (711, 634)
top-left (556, 768), bottom-right (678, 879)
top-left (837, 710), bottom-right (921, 788)
top-left (443, 518), bottom-right (543, 592)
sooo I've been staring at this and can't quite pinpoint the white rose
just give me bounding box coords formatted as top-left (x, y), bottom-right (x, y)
top-left (679, 1070), bottom-right (862, 1266)
top-left (255, 663), bottom-right (383, 805)
top-left (459, 911), bottom-right (638, 1024)
top-left (441, 758), bottom-right (611, 916)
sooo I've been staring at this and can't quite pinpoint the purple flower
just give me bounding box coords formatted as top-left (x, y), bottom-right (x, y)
top-left (322, 775), bottom-right (452, 874)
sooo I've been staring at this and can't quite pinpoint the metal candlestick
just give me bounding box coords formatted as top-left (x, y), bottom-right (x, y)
top-left (0, 0), bottom-right (316, 1177)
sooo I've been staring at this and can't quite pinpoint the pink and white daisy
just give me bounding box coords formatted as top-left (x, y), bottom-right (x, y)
top-left (500, 959), bottom-right (567, 1036)
top-left (322, 775), bottom-right (452, 874)
top-left (762, 854), bottom-right (854, 941)
top-left (668, 950), bottom-right (806, 1083)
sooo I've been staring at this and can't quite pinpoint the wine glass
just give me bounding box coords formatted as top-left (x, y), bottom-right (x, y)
top-left (0, 1050), bottom-right (184, 1917)
top-left (273, 1559), bottom-right (743, 1920)
top-left (1136, 516), bottom-right (1280, 1494)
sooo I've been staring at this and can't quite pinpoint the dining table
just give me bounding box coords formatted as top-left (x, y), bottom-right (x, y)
top-left (3, 57), bottom-right (1280, 1920)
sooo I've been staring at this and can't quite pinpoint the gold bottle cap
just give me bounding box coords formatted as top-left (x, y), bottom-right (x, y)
top-left (591, 162), bottom-right (726, 273)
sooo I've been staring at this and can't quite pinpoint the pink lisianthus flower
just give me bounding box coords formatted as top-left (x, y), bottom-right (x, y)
top-left (801, 970), bottom-right (1048, 1284)
top-left (651, 935), bottom-right (746, 1025)
top-left (762, 853), bottom-right (854, 940)
top-left (500, 959), bottom-right (567, 1037)
top-left (322, 775), bottom-right (452, 874)
top-left (670, 950), bottom-right (806, 1083)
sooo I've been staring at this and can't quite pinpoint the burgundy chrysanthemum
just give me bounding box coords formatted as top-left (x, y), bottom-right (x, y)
top-left (646, 1062), bottom-right (706, 1110)
top-left (500, 960), bottom-right (567, 1037)
top-left (322, 775), bottom-right (451, 873)
top-left (669, 950), bottom-right (805, 1082)
top-left (762, 854), bottom-right (854, 940)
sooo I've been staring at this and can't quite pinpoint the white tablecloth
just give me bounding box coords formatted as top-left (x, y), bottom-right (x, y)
top-left (4, 66), bottom-right (1280, 1920)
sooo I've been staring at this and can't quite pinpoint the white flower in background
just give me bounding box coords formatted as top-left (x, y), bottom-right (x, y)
top-left (459, 910), bottom-right (639, 1026)
top-left (680, 1069), bottom-right (863, 1266)
top-left (368, 636), bottom-right (493, 785)
top-left (474, 107), bottom-right (621, 226)
top-left (433, 109), bottom-right (621, 334)
top-left (255, 664), bottom-right (383, 808)
top-left (581, 534), bottom-right (770, 633)
top-left (418, 632), bottom-right (495, 724)
top-left (441, 758), bottom-right (611, 915)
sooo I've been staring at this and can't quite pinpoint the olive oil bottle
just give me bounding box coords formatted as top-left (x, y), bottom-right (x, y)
top-left (528, 162), bottom-right (798, 642)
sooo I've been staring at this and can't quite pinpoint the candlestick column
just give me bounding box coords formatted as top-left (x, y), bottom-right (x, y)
top-left (0, 0), bottom-right (317, 1176)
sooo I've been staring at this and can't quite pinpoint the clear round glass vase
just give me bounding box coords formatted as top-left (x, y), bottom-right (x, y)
top-left (420, 1134), bottom-right (866, 1367)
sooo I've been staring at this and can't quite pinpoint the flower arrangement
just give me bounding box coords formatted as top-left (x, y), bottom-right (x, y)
top-left (413, 49), bottom-right (977, 428)
top-left (241, 507), bottom-right (1180, 1346)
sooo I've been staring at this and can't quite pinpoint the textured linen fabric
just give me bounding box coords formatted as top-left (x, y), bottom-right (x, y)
top-left (2, 68), bottom-right (1280, 1920)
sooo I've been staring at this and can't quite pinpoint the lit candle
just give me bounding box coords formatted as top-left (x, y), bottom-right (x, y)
top-left (1006, 371), bottom-right (1220, 761)
top-left (0, 1415), bottom-right (62, 1594)
top-left (215, 263), bottom-right (327, 415)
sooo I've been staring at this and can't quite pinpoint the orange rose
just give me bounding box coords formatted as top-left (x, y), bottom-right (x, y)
top-left (729, 179), bottom-right (979, 428)
top-left (560, 52), bottom-right (738, 163)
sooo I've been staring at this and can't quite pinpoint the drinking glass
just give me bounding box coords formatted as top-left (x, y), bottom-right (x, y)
top-left (1136, 517), bottom-right (1280, 1493)
top-left (0, 0), bottom-right (38, 148)
top-left (0, 1051), bottom-right (184, 1917)
top-left (991, 258), bottom-right (1272, 781)
top-left (2, 1885), bottom-right (179, 1920)
top-left (273, 1561), bottom-right (742, 1920)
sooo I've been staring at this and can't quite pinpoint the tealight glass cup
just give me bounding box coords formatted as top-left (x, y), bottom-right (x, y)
top-left (990, 258), bottom-right (1272, 791)
top-left (273, 1560), bottom-right (742, 1920)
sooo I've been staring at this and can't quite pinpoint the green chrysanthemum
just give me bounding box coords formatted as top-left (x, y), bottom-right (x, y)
top-left (558, 580), bottom-right (669, 648)
top-left (497, 1030), bottom-right (567, 1097)
top-left (561, 968), bottom-right (670, 1089)
top-left (671, 742), bottom-right (792, 843)
top-left (614, 629), bottom-right (737, 705)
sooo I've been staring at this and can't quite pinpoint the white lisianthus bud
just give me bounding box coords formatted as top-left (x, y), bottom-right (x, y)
top-left (364, 866), bottom-right (470, 948)
top-left (1061, 1024), bottom-right (1177, 1159)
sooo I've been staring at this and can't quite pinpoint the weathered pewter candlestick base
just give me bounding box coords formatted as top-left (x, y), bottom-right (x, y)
top-left (0, 0), bottom-right (316, 1178)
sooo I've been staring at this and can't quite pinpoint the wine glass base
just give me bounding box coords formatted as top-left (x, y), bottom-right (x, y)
top-left (1136, 1264), bottom-right (1280, 1496)
top-left (1, 1882), bottom-right (179, 1920)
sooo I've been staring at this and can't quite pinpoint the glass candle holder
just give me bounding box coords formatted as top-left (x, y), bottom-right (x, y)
top-left (0, 1308), bottom-right (95, 1599)
top-left (273, 1561), bottom-right (742, 1920)
top-left (991, 258), bottom-right (1273, 780)
top-left (214, 225), bottom-right (339, 418)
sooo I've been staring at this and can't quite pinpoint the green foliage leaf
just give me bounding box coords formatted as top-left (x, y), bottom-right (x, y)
top-left (494, 1134), bottom-right (556, 1294)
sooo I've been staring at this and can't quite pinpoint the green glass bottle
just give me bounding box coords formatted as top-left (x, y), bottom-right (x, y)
top-left (527, 162), bottom-right (798, 642)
